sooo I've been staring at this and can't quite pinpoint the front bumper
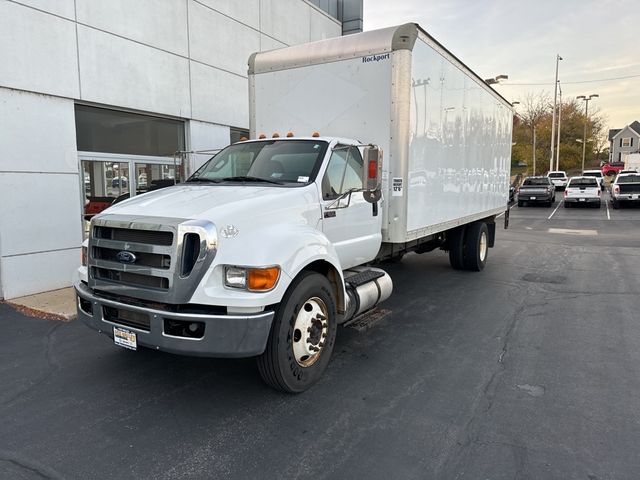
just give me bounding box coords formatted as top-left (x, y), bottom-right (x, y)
top-left (75, 282), bottom-right (274, 358)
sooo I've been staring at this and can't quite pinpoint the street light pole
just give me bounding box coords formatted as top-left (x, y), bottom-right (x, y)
top-left (550, 55), bottom-right (562, 173)
top-left (576, 94), bottom-right (599, 172)
top-left (555, 82), bottom-right (562, 171)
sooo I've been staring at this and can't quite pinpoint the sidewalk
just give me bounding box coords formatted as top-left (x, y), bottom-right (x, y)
top-left (4, 287), bottom-right (76, 321)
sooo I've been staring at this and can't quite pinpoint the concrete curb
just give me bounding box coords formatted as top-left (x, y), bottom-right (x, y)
top-left (4, 287), bottom-right (77, 322)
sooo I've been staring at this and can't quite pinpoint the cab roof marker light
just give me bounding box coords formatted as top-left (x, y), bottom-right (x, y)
top-left (272, 133), bottom-right (280, 138)
top-left (240, 136), bottom-right (248, 141)
top-left (286, 132), bottom-right (294, 137)
top-left (259, 133), bottom-right (266, 139)
top-left (312, 131), bottom-right (320, 138)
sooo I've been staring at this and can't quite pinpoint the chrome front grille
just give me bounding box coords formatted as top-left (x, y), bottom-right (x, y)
top-left (88, 215), bottom-right (217, 304)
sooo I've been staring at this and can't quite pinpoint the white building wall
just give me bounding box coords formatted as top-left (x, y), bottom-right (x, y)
top-left (0, 89), bottom-right (82, 299)
top-left (0, 0), bottom-right (343, 299)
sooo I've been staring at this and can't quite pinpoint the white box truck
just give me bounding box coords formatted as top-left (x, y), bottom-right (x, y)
top-left (75, 24), bottom-right (513, 392)
top-left (623, 152), bottom-right (640, 172)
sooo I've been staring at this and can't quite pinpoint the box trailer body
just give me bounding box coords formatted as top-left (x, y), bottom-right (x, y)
top-left (623, 152), bottom-right (640, 172)
top-left (249, 23), bottom-right (512, 245)
top-left (75, 24), bottom-right (513, 393)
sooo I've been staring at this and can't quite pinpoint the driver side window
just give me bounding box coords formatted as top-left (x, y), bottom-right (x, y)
top-left (322, 146), bottom-right (363, 200)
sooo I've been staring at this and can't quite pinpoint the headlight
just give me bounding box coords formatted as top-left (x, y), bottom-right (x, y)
top-left (224, 266), bottom-right (280, 292)
top-left (81, 245), bottom-right (88, 266)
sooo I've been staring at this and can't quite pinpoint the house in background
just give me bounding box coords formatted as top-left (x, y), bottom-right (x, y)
top-left (609, 121), bottom-right (640, 162)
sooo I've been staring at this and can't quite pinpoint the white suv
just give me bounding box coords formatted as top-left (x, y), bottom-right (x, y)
top-left (547, 171), bottom-right (568, 190)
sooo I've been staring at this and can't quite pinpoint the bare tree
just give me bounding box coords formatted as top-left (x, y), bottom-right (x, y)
top-left (516, 91), bottom-right (551, 175)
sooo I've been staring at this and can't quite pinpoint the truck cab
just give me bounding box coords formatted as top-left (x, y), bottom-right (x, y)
top-left (76, 136), bottom-right (388, 392)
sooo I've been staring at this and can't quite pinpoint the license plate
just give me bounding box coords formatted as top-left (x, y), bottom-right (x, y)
top-left (579, 198), bottom-right (586, 202)
top-left (114, 326), bottom-right (137, 350)
top-left (530, 196), bottom-right (536, 200)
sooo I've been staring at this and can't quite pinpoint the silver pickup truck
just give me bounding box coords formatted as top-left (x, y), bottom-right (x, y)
top-left (611, 172), bottom-right (640, 209)
top-left (517, 176), bottom-right (556, 207)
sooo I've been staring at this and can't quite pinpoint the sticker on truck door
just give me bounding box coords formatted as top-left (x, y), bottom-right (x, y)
top-left (392, 177), bottom-right (403, 196)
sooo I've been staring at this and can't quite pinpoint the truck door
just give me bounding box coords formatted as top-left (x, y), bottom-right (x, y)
top-left (320, 145), bottom-right (382, 269)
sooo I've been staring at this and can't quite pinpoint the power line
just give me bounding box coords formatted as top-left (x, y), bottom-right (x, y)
top-left (503, 73), bottom-right (640, 86)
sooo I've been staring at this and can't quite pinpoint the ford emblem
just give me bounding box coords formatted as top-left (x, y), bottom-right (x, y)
top-left (116, 251), bottom-right (137, 264)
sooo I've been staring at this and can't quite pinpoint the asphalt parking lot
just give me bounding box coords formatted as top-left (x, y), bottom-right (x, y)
top-left (2, 191), bottom-right (640, 480)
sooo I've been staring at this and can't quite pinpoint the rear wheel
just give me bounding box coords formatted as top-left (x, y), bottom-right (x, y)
top-left (448, 226), bottom-right (466, 270)
top-left (257, 272), bottom-right (337, 393)
top-left (462, 222), bottom-right (489, 272)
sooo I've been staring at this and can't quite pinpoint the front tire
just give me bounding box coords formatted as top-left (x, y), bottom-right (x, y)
top-left (462, 222), bottom-right (489, 272)
top-left (517, 200), bottom-right (524, 207)
top-left (257, 272), bottom-right (337, 393)
top-left (612, 199), bottom-right (620, 209)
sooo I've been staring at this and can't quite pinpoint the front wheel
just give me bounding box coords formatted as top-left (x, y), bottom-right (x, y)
top-left (257, 272), bottom-right (337, 393)
top-left (612, 200), bottom-right (620, 209)
top-left (517, 200), bottom-right (524, 207)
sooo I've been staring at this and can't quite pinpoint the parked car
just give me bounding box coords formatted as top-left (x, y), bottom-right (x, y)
top-left (517, 176), bottom-right (555, 207)
top-left (582, 169), bottom-right (605, 191)
top-left (509, 185), bottom-right (516, 203)
top-left (610, 172), bottom-right (640, 209)
top-left (547, 171), bottom-right (568, 190)
top-left (602, 161), bottom-right (625, 176)
top-left (111, 176), bottom-right (128, 188)
top-left (564, 176), bottom-right (601, 208)
top-left (619, 169), bottom-right (638, 175)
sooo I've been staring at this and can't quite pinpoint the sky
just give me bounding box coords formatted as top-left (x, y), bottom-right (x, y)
top-left (364, 0), bottom-right (640, 131)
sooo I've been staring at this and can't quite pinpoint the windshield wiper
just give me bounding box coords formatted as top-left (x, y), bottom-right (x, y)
top-left (220, 176), bottom-right (284, 185)
top-left (186, 177), bottom-right (223, 183)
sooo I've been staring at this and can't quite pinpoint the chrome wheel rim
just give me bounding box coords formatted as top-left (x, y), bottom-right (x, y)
top-left (292, 297), bottom-right (329, 367)
top-left (479, 230), bottom-right (488, 262)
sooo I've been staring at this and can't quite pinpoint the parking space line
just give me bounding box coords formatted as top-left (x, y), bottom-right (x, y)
top-left (548, 201), bottom-right (562, 220)
top-left (606, 199), bottom-right (611, 220)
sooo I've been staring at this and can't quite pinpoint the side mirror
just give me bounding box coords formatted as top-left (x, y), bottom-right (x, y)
top-left (362, 146), bottom-right (383, 203)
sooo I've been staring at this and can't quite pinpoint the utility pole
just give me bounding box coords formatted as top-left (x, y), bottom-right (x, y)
top-left (577, 94), bottom-right (599, 172)
top-left (533, 126), bottom-right (537, 175)
top-left (550, 54), bottom-right (562, 173)
top-left (555, 82), bottom-right (562, 171)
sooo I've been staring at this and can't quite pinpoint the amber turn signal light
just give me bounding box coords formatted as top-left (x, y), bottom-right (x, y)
top-left (247, 267), bottom-right (280, 291)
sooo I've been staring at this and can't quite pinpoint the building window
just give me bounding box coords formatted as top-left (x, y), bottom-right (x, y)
top-left (75, 105), bottom-right (185, 157)
top-left (621, 137), bottom-right (633, 148)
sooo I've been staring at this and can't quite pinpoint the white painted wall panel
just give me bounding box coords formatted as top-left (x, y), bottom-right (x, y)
top-left (0, 89), bottom-right (77, 174)
top-left (0, 173), bottom-right (82, 257)
top-left (194, 0), bottom-right (260, 30)
top-left (261, 34), bottom-right (287, 52)
top-left (1, 248), bottom-right (80, 299)
top-left (12, 0), bottom-right (75, 20)
top-left (189, 2), bottom-right (260, 77)
top-left (0, 1), bottom-right (79, 98)
top-left (309, 10), bottom-right (341, 41)
top-left (76, 0), bottom-right (189, 56)
top-left (261, 0), bottom-right (310, 46)
top-left (188, 120), bottom-right (231, 172)
top-left (190, 62), bottom-right (248, 128)
top-left (78, 26), bottom-right (191, 118)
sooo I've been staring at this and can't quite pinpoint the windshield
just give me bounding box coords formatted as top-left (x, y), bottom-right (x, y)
top-left (568, 178), bottom-right (597, 187)
top-left (189, 140), bottom-right (329, 185)
top-left (548, 173), bottom-right (566, 178)
top-left (523, 178), bottom-right (550, 186)
top-left (617, 175), bottom-right (640, 183)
